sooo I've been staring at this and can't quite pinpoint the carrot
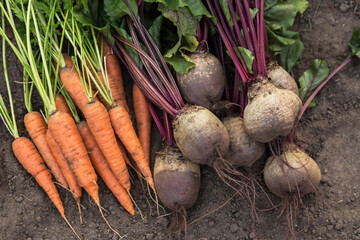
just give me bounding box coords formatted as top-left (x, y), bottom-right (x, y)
top-left (12, 137), bottom-right (65, 216)
top-left (48, 111), bottom-right (100, 205)
top-left (109, 104), bottom-right (155, 190)
top-left (133, 84), bottom-right (151, 165)
top-left (77, 121), bottom-right (135, 215)
top-left (59, 54), bottom-right (100, 113)
top-left (96, 71), bottom-right (111, 110)
top-left (82, 100), bottom-right (131, 191)
top-left (12, 136), bottom-right (81, 239)
top-left (46, 130), bottom-right (82, 205)
top-left (59, 66), bottom-right (89, 112)
top-left (117, 137), bottom-right (132, 167)
top-left (24, 111), bottom-right (68, 188)
top-left (101, 39), bottom-right (129, 112)
top-left (55, 94), bottom-right (72, 115)
top-left (53, 53), bottom-right (73, 76)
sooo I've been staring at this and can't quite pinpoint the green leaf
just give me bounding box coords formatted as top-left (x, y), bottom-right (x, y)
top-left (71, 0), bottom-right (107, 27)
top-left (249, 8), bottom-right (259, 19)
top-left (299, 59), bottom-right (329, 107)
top-left (164, 51), bottom-right (195, 74)
top-left (104, 0), bottom-right (138, 22)
top-left (160, 6), bottom-right (198, 37)
top-left (148, 15), bottom-right (164, 47)
top-left (265, 0), bottom-right (279, 11)
top-left (155, 0), bottom-right (212, 73)
top-left (291, 0), bottom-right (309, 13)
top-left (158, 0), bottom-right (211, 18)
top-left (265, 3), bottom-right (297, 31)
top-left (163, 34), bottom-right (197, 74)
top-left (280, 40), bottom-right (304, 72)
top-left (348, 27), bottom-right (360, 59)
top-left (219, 0), bottom-right (233, 28)
top-left (236, 47), bottom-right (254, 74)
top-left (266, 26), bottom-right (298, 51)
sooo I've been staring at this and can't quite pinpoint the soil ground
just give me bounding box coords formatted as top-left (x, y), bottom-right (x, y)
top-left (0, 1), bottom-right (359, 239)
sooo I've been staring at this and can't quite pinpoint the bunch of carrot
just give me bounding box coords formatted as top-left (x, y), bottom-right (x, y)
top-left (0, 0), bottom-right (154, 238)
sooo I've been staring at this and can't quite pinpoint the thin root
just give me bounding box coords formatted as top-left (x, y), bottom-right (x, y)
top-left (128, 190), bottom-right (144, 220)
top-left (98, 205), bottom-right (125, 239)
top-left (62, 214), bottom-right (82, 240)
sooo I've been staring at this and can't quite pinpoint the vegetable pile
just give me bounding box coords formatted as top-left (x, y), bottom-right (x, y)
top-left (0, 0), bottom-right (359, 239)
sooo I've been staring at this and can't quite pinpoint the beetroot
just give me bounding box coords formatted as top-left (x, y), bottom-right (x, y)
top-left (176, 51), bottom-right (225, 110)
top-left (173, 105), bottom-right (229, 165)
top-left (244, 77), bottom-right (302, 143)
top-left (267, 61), bottom-right (299, 96)
top-left (154, 145), bottom-right (200, 234)
top-left (264, 142), bottom-right (321, 198)
top-left (223, 116), bottom-right (265, 167)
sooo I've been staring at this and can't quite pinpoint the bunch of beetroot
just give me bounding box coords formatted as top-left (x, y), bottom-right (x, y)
top-left (102, 0), bottom-right (360, 238)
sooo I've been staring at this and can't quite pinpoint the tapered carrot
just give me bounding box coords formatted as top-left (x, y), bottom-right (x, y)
top-left (59, 65), bottom-right (89, 112)
top-left (109, 104), bottom-right (155, 190)
top-left (116, 138), bottom-right (132, 167)
top-left (24, 111), bottom-right (68, 188)
top-left (96, 71), bottom-right (111, 110)
top-left (54, 53), bottom-right (73, 76)
top-left (133, 84), bottom-right (151, 164)
top-left (55, 94), bottom-right (72, 115)
top-left (46, 130), bottom-right (82, 205)
top-left (82, 100), bottom-right (131, 191)
top-left (13, 137), bottom-right (65, 215)
top-left (59, 55), bottom-right (99, 113)
top-left (77, 121), bottom-right (135, 215)
top-left (101, 39), bottom-right (129, 112)
top-left (12, 137), bottom-right (81, 239)
top-left (60, 54), bottom-right (99, 111)
top-left (48, 111), bottom-right (100, 205)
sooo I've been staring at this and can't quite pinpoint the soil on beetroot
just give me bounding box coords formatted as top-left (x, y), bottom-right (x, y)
top-left (1, 1), bottom-right (359, 239)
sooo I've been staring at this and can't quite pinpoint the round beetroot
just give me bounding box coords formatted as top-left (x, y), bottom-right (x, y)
top-left (154, 145), bottom-right (201, 210)
top-left (264, 143), bottom-right (321, 198)
top-left (173, 105), bottom-right (229, 166)
top-left (244, 77), bottom-right (302, 143)
top-left (223, 116), bottom-right (265, 167)
top-left (176, 51), bottom-right (225, 110)
top-left (267, 61), bottom-right (299, 96)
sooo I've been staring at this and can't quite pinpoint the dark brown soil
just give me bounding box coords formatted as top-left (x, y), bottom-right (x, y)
top-left (1, 1), bottom-right (359, 239)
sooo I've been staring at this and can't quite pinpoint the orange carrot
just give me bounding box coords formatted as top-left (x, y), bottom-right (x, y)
top-left (46, 130), bottom-right (82, 205)
top-left (109, 104), bottom-right (155, 190)
top-left (101, 40), bottom-right (129, 112)
top-left (96, 71), bottom-right (111, 110)
top-left (53, 53), bottom-right (73, 76)
top-left (48, 111), bottom-right (99, 205)
top-left (12, 137), bottom-right (66, 216)
top-left (55, 94), bottom-right (72, 115)
top-left (77, 121), bottom-right (135, 215)
top-left (59, 67), bottom-right (89, 112)
top-left (59, 54), bottom-right (99, 113)
top-left (117, 137), bottom-right (132, 167)
top-left (133, 84), bottom-right (151, 165)
top-left (82, 100), bottom-right (131, 191)
top-left (12, 136), bottom-right (81, 239)
top-left (24, 112), bottom-right (68, 188)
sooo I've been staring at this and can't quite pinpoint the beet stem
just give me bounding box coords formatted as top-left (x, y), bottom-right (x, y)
top-left (148, 101), bottom-right (166, 139)
top-left (290, 57), bottom-right (352, 138)
top-left (227, 0), bottom-right (246, 47)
